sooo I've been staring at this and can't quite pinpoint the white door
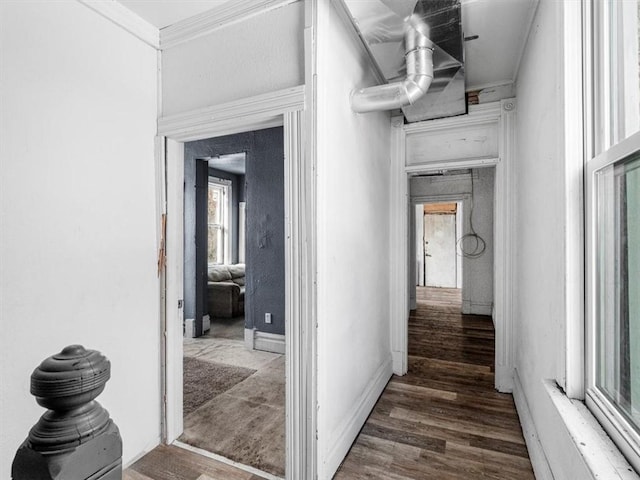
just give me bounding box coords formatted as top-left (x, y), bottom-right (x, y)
top-left (424, 213), bottom-right (457, 287)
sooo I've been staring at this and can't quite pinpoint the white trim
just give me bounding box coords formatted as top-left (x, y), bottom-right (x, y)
top-left (164, 138), bottom-right (184, 443)
top-left (184, 318), bottom-right (196, 338)
top-left (585, 130), bottom-right (640, 474)
top-left (158, 86), bottom-right (305, 142)
top-left (547, 382), bottom-right (640, 480)
top-left (512, 371), bottom-right (554, 480)
top-left (244, 328), bottom-right (286, 355)
top-left (174, 441), bottom-right (283, 480)
top-left (154, 134), bottom-right (168, 441)
top-left (324, 356), bottom-right (393, 477)
top-left (284, 106), bottom-right (317, 479)
top-left (78, 0), bottom-right (160, 49)
top-left (244, 328), bottom-right (255, 350)
top-left (462, 300), bottom-right (493, 316)
top-left (255, 331), bottom-right (286, 355)
top-left (160, 0), bottom-right (300, 50)
top-left (161, 90), bottom-right (314, 479)
top-left (390, 100), bottom-right (516, 393)
top-left (563, 0), bottom-right (585, 398)
top-left (495, 98), bottom-right (517, 393)
top-left (405, 157), bottom-right (499, 175)
top-left (390, 115), bottom-right (409, 375)
top-left (207, 178), bottom-right (232, 265)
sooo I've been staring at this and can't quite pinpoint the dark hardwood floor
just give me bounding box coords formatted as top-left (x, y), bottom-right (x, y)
top-left (334, 286), bottom-right (534, 479)
top-left (123, 444), bottom-right (265, 480)
top-left (124, 287), bottom-right (534, 480)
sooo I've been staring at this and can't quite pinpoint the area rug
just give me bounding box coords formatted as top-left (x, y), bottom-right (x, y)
top-left (183, 356), bottom-right (255, 415)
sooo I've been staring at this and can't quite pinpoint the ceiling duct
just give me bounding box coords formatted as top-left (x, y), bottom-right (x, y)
top-left (344, 0), bottom-right (465, 122)
top-left (351, 15), bottom-right (434, 113)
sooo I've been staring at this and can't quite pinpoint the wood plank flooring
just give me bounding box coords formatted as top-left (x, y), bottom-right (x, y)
top-left (123, 444), bottom-right (265, 480)
top-left (124, 287), bottom-right (533, 479)
top-left (334, 287), bottom-right (534, 479)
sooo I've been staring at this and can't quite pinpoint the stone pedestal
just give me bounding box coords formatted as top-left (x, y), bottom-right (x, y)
top-left (12, 345), bottom-right (122, 480)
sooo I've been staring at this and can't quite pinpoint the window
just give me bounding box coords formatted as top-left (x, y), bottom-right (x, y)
top-left (208, 178), bottom-right (231, 265)
top-left (586, 0), bottom-right (640, 472)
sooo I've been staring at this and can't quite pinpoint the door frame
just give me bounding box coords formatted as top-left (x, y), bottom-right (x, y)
top-left (412, 195), bottom-right (468, 298)
top-left (156, 85), bottom-right (315, 479)
top-left (389, 100), bottom-right (517, 392)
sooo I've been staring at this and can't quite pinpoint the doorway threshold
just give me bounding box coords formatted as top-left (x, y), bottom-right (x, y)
top-left (174, 441), bottom-right (283, 480)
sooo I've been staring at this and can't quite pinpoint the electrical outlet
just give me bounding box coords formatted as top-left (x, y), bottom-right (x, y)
top-left (265, 313), bottom-right (272, 324)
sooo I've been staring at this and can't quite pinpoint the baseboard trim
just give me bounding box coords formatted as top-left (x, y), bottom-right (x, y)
top-left (244, 328), bottom-right (254, 350)
top-left (463, 299), bottom-right (493, 316)
top-left (513, 369), bottom-right (555, 480)
top-left (392, 350), bottom-right (406, 376)
top-left (244, 328), bottom-right (286, 354)
top-left (324, 355), bottom-right (393, 478)
top-left (254, 331), bottom-right (286, 354)
top-left (494, 364), bottom-right (514, 393)
top-left (184, 318), bottom-right (195, 338)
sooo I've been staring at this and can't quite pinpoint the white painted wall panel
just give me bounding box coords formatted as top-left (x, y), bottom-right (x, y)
top-left (514, 0), bottom-right (593, 477)
top-left (0, 2), bottom-right (159, 474)
top-left (315, 3), bottom-right (392, 478)
top-left (161, 1), bottom-right (304, 116)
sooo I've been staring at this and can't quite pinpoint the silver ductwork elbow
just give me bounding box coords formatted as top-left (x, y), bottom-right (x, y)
top-left (351, 20), bottom-right (434, 113)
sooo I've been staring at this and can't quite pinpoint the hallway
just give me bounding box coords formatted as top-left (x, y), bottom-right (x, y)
top-left (124, 287), bottom-right (534, 480)
top-left (334, 287), bottom-right (534, 479)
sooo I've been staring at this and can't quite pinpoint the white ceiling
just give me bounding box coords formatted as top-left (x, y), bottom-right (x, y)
top-left (461, 0), bottom-right (538, 89)
top-left (208, 153), bottom-right (246, 175)
top-left (117, 0), bottom-right (538, 90)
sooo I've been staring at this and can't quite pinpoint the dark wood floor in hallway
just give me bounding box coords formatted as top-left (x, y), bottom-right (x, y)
top-left (334, 286), bottom-right (534, 479)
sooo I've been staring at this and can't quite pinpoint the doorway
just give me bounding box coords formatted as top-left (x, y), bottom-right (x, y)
top-left (178, 128), bottom-right (286, 478)
top-left (158, 94), bottom-right (314, 480)
top-left (416, 202), bottom-right (463, 290)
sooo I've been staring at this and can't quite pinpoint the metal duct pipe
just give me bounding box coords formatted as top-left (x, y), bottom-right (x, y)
top-left (351, 16), bottom-right (434, 113)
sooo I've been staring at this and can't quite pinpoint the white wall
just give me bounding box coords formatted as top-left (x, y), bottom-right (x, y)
top-left (0, 2), bottom-right (160, 475)
top-left (161, 1), bottom-right (304, 116)
top-left (315, 3), bottom-right (393, 478)
top-left (514, 0), bottom-right (592, 477)
top-left (410, 169), bottom-right (495, 315)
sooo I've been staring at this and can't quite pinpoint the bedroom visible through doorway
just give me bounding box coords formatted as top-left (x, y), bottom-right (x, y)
top-left (179, 127), bottom-right (286, 479)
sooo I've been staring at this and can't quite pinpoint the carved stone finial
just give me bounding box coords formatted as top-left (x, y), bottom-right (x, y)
top-left (12, 345), bottom-right (122, 480)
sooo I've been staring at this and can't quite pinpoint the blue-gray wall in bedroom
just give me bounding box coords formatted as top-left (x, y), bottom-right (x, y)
top-left (245, 128), bottom-right (285, 336)
top-left (183, 127), bottom-right (285, 336)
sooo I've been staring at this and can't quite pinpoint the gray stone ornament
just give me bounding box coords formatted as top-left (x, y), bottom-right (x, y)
top-left (12, 345), bottom-right (122, 480)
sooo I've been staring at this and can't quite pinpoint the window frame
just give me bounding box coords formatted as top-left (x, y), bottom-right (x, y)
top-left (207, 177), bottom-right (232, 265)
top-left (586, 131), bottom-right (640, 474)
top-left (585, 0), bottom-right (640, 472)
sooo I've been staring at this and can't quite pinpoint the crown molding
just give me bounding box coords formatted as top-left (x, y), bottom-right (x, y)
top-left (78, 0), bottom-right (160, 49)
top-left (158, 85), bottom-right (305, 142)
top-left (160, 0), bottom-right (300, 51)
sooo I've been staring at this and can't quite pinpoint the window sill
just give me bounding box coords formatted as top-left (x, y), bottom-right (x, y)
top-left (544, 379), bottom-right (639, 480)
